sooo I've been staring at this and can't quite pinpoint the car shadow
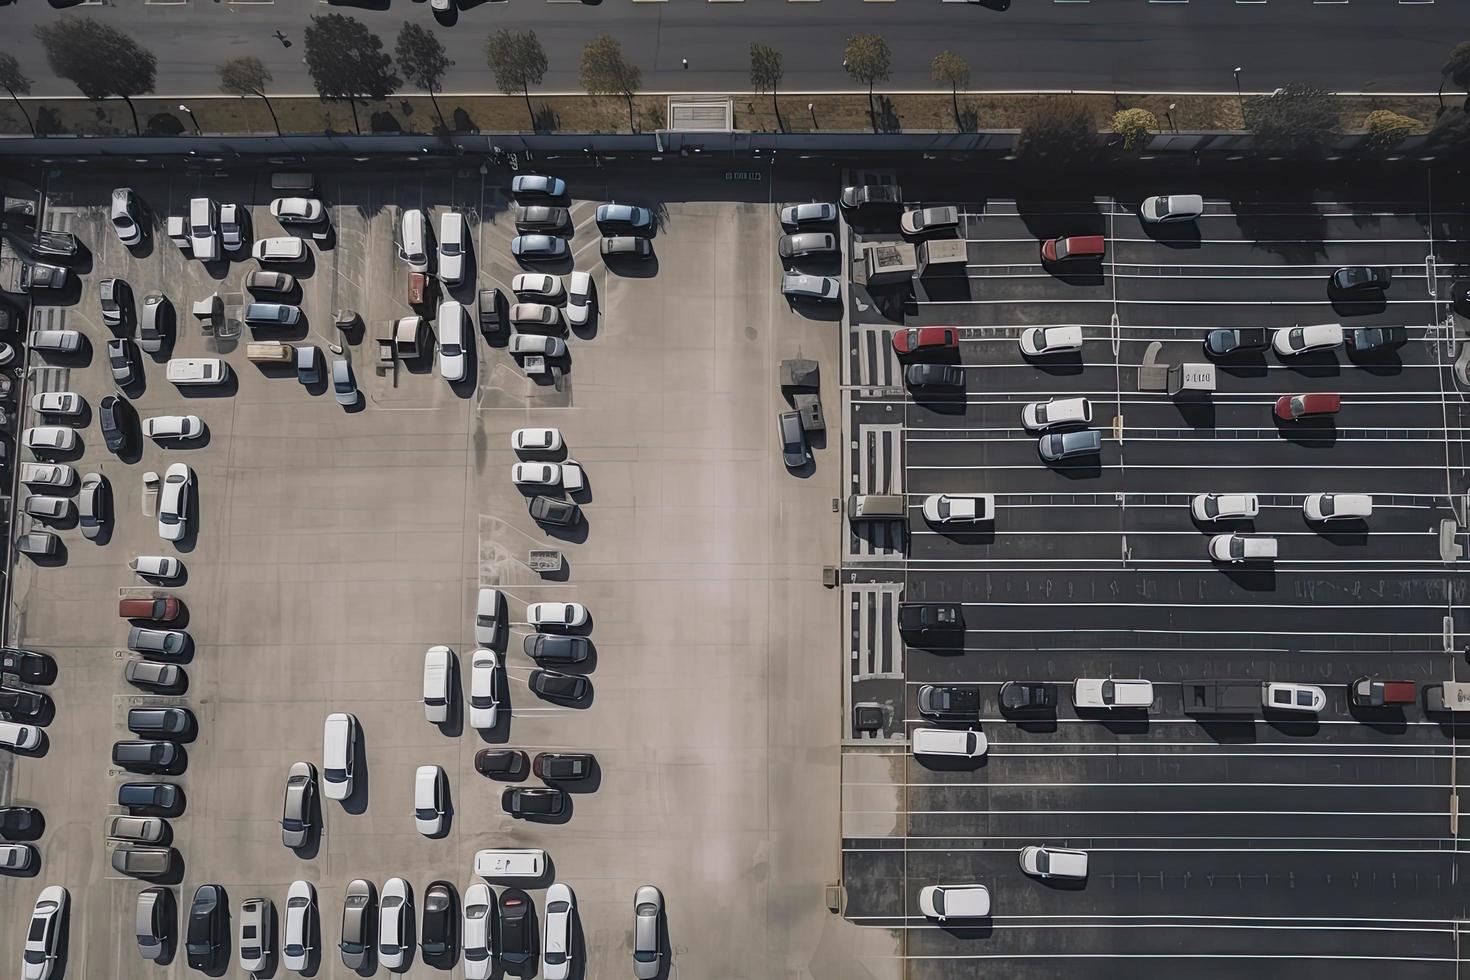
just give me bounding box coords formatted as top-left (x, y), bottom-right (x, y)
top-left (602, 253), bottom-right (658, 279)
top-left (342, 726), bottom-right (370, 816)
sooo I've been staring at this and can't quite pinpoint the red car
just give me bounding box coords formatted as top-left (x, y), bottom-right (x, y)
top-left (892, 327), bottom-right (958, 355)
top-left (1274, 392), bottom-right (1341, 421)
top-left (1041, 234), bottom-right (1105, 263)
top-left (119, 597), bottom-right (181, 622)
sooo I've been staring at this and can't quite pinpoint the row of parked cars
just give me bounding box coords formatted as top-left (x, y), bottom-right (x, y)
top-left (507, 174), bottom-right (655, 261)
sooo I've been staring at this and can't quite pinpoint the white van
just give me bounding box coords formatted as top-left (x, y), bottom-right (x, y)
top-left (438, 211), bottom-right (466, 285)
top-left (912, 728), bottom-right (987, 758)
top-left (1303, 493), bottom-right (1372, 522)
top-left (1019, 845), bottom-right (1089, 880)
top-left (474, 848), bottom-right (548, 880)
top-left (918, 884), bottom-right (990, 921)
top-left (399, 208), bottom-right (430, 273)
top-left (252, 237), bottom-right (307, 263)
top-left (1073, 677), bottom-right (1153, 709)
top-left (188, 197), bottom-right (219, 262)
top-left (1208, 532), bottom-right (1277, 563)
top-left (166, 358), bottom-right (230, 386)
top-left (28, 329), bottom-right (83, 354)
top-left (322, 712), bottom-right (358, 801)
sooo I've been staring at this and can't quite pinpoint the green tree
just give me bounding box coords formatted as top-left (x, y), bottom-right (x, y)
top-left (844, 34), bottom-right (891, 134)
top-left (580, 33), bottom-right (641, 132)
top-left (396, 22), bottom-right (453, 132)
top-left (750, 43), bottom-right (785, 134)
top-left (33, 17), bottom-right (155, 135)
top-left (0, 52), bottom-right (34, 137)
top-left (1111, 107), bottom-right (1157, 151)
top-left (1243, 83), bottom-right (1336, 157)
top-left (930, 51), bottom-right (969, 132)
top-left (217, 56), bottom-right (281, 137)
top-left (303, 13), bottom-right (401, 135)
top-left (485, 29), bottom-right (548, 130)
top-left (1015, 96), bottom-right (1100, 169)
top-left (1363, 109), bottom-right (1420, 152)
top-left (1426, 106), bottom-right (1470, 156)
top-left (1442, 42), bottom-right (1470, 112)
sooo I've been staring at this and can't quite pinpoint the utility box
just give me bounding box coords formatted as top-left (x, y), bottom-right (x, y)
top-left (855, 241), bottom-right (917, 287)
top-left (917, 239), bottom-right (967, 276)
top-left (1167, 362), bottom-right (1216, 396)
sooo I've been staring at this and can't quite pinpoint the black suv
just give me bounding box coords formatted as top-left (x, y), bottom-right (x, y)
top-left (0, 685), bottom-right (48, 719)
top-left (999, 680), bottom-right (1059, 713)
top-left (186, 884), bottom-right (226, 970)
top-left (897, 603), bottom-right (963, 634)
top-left (112, 740), bottom-right (185, 775)
top-left (498, 889), bottom-right (535, 967)
top-left (917, 685), bottom-right (981, 721)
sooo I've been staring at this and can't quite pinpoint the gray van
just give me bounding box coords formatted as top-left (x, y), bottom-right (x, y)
top-left (128, 626), bottom-right (189, 657)
top-left (848, 494), bottom-right (907, 520)
top-left (1038, 428), bottom-right (1102, 463)
top-left (112, 843), bottom-right (176, 879)
top-left (128, 707), bottom-right (193, 738)
top-left (244, 302), bottom-right (302, 327)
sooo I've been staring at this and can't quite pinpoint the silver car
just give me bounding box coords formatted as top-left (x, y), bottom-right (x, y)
top-left (777, 232), bottom-right (837, 259)
top-left (136, 887), bottom-right (171, 962)
top-left (779, 202), bottom-right (837, 228)
top-left (339, 879), bottom-right (375, 971)
top-left (239, 897), bottom-right (273, 974)
top-left (633, 885), bottom-right (664, 979)
top-left (332, 358), bottom-right (359, 407)
top-left (24, 495), bottom-right (72, 521)
top-left (106, 815), bottom-right (166, 843)
top-left (280, 761), bottom-right (316, 848)
top-left (780, 273), bottom-right (840, 302)
top-left (78, 473), bottom-right (109, 541)
top-left (111, 843), bottom-right (174, 879)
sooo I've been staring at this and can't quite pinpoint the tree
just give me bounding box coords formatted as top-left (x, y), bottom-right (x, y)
top-left (217, 56), bottom-right (281, 137)
top-left (0, 53), bottom-right (34, 137)
top-left (844, 34), bottom-right (891, 134)
top-left (1363, 109), bottom-right (1420, 152)
top-left (396, 22), bottom-right (453, 132)
top-left (1015, 96), bottom-right (1100, 169)
top-left (580, 33), bottom-right (641, 132)
top-left (1243, 83), bottom-right (1336, 157)
top-left (303, 13), bottom-right (401, 135)
top-left (1442, 42), bottom-right (1470, 112)
top-left (930, 51), bottom-right (969, 132)
top-left (1111, 107), bottom-right (1157, 151)
top-left (33, 17), bottom-right (155, 135)
top-left (485, 29), bottom-right (548, 130)
top-left (750, 43), bottom-right (785, 134)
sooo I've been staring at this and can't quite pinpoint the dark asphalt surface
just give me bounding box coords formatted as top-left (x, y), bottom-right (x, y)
top-left (837, 169), bottom-right (1470, 979)
top-left (3, 0), bottom-right (1463, 98)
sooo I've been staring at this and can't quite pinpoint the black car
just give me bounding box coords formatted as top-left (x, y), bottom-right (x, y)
top-left (529, 495), bottom-right (581, 526)
top-left (420, 881), bottom-right (457, 960)
top-left (529, 668), bottom-right (589, 702)
top-left (107, 338), bottom-right (139, 386)
top-left (0, 295), bottom-right (20, 334)
top-left (0, 647), bottom-right (55, 684)
top-left (498, 888), bottom-right (535, 966)
top-left (904, 363), bottom-right (963, 388)
top-left (127, 706), bottom-right (193, 739)
top-left (502, 786), bottom-right (566, 818)
top-left (99, 277), bottom-right (133, 330)
top-left (524, 633), bottom-right (590, 664)
top-left (533, 752), bottom-right (593, 781)
top-left (478, 287), bottom-right (504, 334)
top-left (897, 602), bottom-right (963, 634)
top-left (840, 184), bottom-right (903, 209)
top-left (112, 740), bottom-right (185, 774)
top-left (19, 262), bottom-right (68, 292)
top-left (118, 782), bottom-right (183, 816)
top-left (999, 680), bottom-right (1059, 713)
top-left (1345, 325), bottom-right (1407, 353)
top-left (916, 685), bottom-right (981, 721)
top-left (100, 395), bottom-right (136, 454)
top-left (186, 884), bottom-right (226, 970)
top-left (1331, 266), bottom-right (1391, 292)
top-left (1203, 327), bottom-right (1270, 357)
top-left (0, 685), bottom-right (48, 719)
top-left (0, 806), bottom-right (42, 839)
top-left (474, 748), bottom-right (529, 779)
top-left (25, 229), bottom-right (81, 259)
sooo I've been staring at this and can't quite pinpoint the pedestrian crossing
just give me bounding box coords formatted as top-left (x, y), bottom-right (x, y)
top-left (846, 583), bottom-right (903, 682)
top-left (847, 422), bottom-right (905, 560)
top-left (848, 324), bottom-right (901, 389)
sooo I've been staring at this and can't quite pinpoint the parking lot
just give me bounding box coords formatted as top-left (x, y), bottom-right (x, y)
top-left (838, 175), bottom-right (1470, 979)
top-left (0, 160), bottom-right (883, 978)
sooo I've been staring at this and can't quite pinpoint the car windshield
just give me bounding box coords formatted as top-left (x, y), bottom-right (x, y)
top-left (415, 806), bottom-right (438, 819)
top-left (325, 767), bottom-right (345, 782)
top-left (342, 940), bottom-right (364, 954)
top-left (241, 943), bottom-right (260, 958)
top-left (1296, 690), bottom-right (1313, 706)
top-left (285, 943), bottom-right (304, 957)
top-left (1273, 689), bottom-right (1292, 705)
top-left (936, 499), bottom-right (951, 519)
top-left (442, 343), bottom-right (462, 356)
top-left (1036, 850), bottom-right (1051, 873)
top-left (1230, 538), bottom-right (1245, 559)
top-left (471, 695), bottom-right (496, 708)
top-left (1203, 497), bottom-right (1219, 518)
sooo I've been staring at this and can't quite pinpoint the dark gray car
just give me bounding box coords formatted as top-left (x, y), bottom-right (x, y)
top-left (516, 206), bottom-right (569, 231)
top-left (280, 761), bottom-right (317, 848)
top-left (124, 659), bottom-right (182, 691)
top-left (529, 495), bottom-right (581, 526)
top-left (127, 707), bottom-right (193, 738)
top-left (778, 411), bottom-right (806, 467)
top-left (111, 843), bottom-right (175, 879)
top-left (339, 879), bottom-right (375, 970)
top-left (244, 302), bottom-right (302, 326)
top-left (905, 363), bottom-right (963, 388)
top-left (778, 232), bottom-right (837, 260)
top-left (529, 669), bottom-right (588, 702)
top-left (600, 235), bottom-right (652, 259)
top-left (112, 740), bottom-right (184, 774)
top-left (1038, 428), bottom-right (1102, 463)
top-left (128, 627), bottom-right (189, 657)
top-left (524, 633), bottom-right (590, 664)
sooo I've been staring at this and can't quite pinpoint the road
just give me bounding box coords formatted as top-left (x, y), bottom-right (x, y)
top-left (5, 0), bottom-right (1462, 100)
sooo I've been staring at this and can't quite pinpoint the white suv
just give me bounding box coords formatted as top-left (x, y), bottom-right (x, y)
top-left (1303, 492), bottom-right (1372, 522)
top-left (1072, 678), bottom-right (1153, 709)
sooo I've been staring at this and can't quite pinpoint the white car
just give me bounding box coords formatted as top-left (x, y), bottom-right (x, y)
top-left (911, 728), bottom-right (987, 758)
top-left (129, 555), bottom-right (182, 580)
top-left (1019, 845), bottom-right (1089, 879)
top-left (512, 462), bottom-right (562, 486)
top-left (414, 764), bottom-right (446, 835)
top-left (24, 495), bottom-right (72, 521)
top-left (436, 300), bottom-right (468, 383)
top-left (253, 236), bottom-right (307, 263)
top-left (566, 270), bottom-right (593, 327)
top-left (220, 203), bottom-right (246, 253)
top-left (475, 588), bottom-right (502, 645)
top-left (542, 882), bottom-right (576, 980)
top-left (1190, 493), bottom-right (1260, 522)
top-left (378, 877), bottom-right (411, 970)
top-left (512, 273), bottom-right (565, 301)
top-left (1072, 677), bottom-right (1153, 709)
top-left (918, 884), bottom-right (989, 921)
top-left (1140, 194), bottom-right (1204, 223)
top-left (438, 211), bottom-right (467, 285)
top-left (239, 897), bottom-right (272, 974)
top-left (462, 883), bottom-right (494, 980)
top-left (22, 427), bottom-right (76, 453)
top-left (780, 273), bottom-right (841, 302)
top-left (30, 392), bottom-right (82, 416)
top-left (921, 494), bottom-right (995, 524)
top-left (282, 880), bottom-right (316, 973)
top-left (1303, 492), bottom-right (1372, 522)
top-left (513, 427), bottom-right (563, 453)
top-left (1019, 325), bottom-right (1084, 356)
top-left (423, 646), bottom-right (452, 723)
top-left (509, 302), bottom-right (565, 330)
top-left (270, 197), bottom-right (324, 224)
top-left (1272, 323), bottom-right (1343, 356)
top-left (0, 720), bottom-right (42, 751)
top-left (20, 463), bottom-right (75, 488)
top-left (158, 462), bottom-right (193, 541)
top-left (1263, 682), bottom-right (1327, 713)
top-left (0, 843), bottom-right (36, 871)
top-left (527, 601), bottom-right (589, 628)
top-left (1021, 396), bottom-right (1092, 431)
top-left (509, 334), bottom-right (567, 357)
top-left (468, 649), bottom-right (501, 729)
top-left (1208, 532), bottom-right (1277, 562)
top-left (143, 415), bottom-right (204, 441)
top-left (22, 885), bottom-right (68, 980)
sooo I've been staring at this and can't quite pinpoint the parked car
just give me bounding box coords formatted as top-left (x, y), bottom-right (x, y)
top-left (99, 277), bottom-right (132, 328)
top-left (529, 669), bottom-right (589, 701)
top-left (130, 555), bottom-right (182, 580)
top-left (0, 842), bottom-right (36, 871)
top-left (112, 187), bottom-right (144, 245)
top-left (1073, 677), bottom-right (1153, 709)
top-left (321, 712), bottom-right (357, 801)
top-left (29, 329), bottom-right (82, 354)
top-left (778, 232), bottom-right (837, 259)
top-left (1019, 845), bottom-right (1090, 879)
top-left (107, 338), bottom-right (139, 386)
top-left (779, 410), bottom-right (807, 467)
top-left (127, 707), bottom-right (191, 739)
top-left (566, 271), bottom-right (594, 326)
top-left (529, 494), bottom-right (581, 526)
top-left (135, 887), bottom-right (173, 962)
top-left (1274, 391), bottom-right (1340, 421)
top-left (917, 685), bottom-right (982, 720)
top-left (243, 302), bottom-right (301, 326)
top-left (534, 752), bottom-right (593, 781)
top-left (238, 896), bottom-right (273, 974)
top-left (1303, 492), bottom-right (1372, 522)
top-left (1038, 428), bottom-right (1102, 463)
top-left (1040, 234), bottom-right (1105, 262)
top-left (515, 205), bottom-right (569, 230)
top-left (510, 302), bottom-right (565, 330)
top-left (332, 358), bottom-right (358, 407)
top-left (19, 263), bottom-right (68, 292)
top-left (632, 885), bottom-right (664, 979)
top-left (111, 843), bottom-right (174, 879)
top-left (377, 878), bottom-right (412, 970)
top-left (22, 885), bottom-right (68, 980)
top-left (280, 761), bottom-right (316, 848)
top-left (897, 602), bottom-right (963, 634)
top-left (1140, 194), bottom-right (1203, 223)
top-left (509, 333), bottom-right (567, 356)
top-left (99, 395), bottom-right (135, 454)
top-left (0, 649), bottom-right (54, 684)
top-left (918, 884), bottom-right (989, 921)
top-left (143, 415), bottom-right (203, 441)
top-left (252, 237), bottom-right (307, 263)
top-left (22, 427), bottom-right (76, 453)
top-left (185, 884), bottom-right (225, 971)
top-left (780, 202), bottom-right (836, 228)
top-left (20, 464), bottom-right (75, 489)
top-left (422, 645), bottom-right (452, 723)
top-left (999, 680), bottom-right (1059, 713)
top-left (23, 495), bottom-right (71, 522)
top-left (596, 203), bottom-right (653, 230)
top-left (0, 685), bottom-right (47, 719)
top-left (124, 658), bottom-right (181, 691)
top-left (270, 197), bottom-right (324, 224)
top-left (1208, 532), bottom-right (1277, 562)
top-left (511, 234), bottom-right (569, 260)
top-left (904, 363), bottom-right (963, 388)
top-left (475, 588), bottom-right (502, 645)
top-left (892, 326), bottom-right (958, 355)
top-left (780, 273), bottom-right (840, 301)
top-left (840, 184), bottom-right (902, 209)
top-left (158, 462), bottom-right (193, 541)
top-left (900, 205), bottom-right (959, 235)
top-left (462, 884), bottom-right (493, 979)
top-left (512, 272), bottom-right (564, 301)
top-left (1191, 493), bottom-right (1260, 522)
top-left (1345, 325), bottom-right (1407, 353)
top-left (31, 391), bottom-right (81, 416)
top-left (118, 782), bottom-right (182, 816)
top-left (1021, 396), bottom-right (1091, 431)
top-left (421, 881), bottom-right (456, 962)
top-left (542, 882), bottom-right (575, 980)
top-left (922, 493), bottom-right (994, 524)
top-left (128, 627), bottom-right (188, 658)
top-left (524, 633), bottom-right (590, 664)
top-left (339, 879), bottom-right (375, 971)
top-left (528, 601), bottom-right (589, 628)
top-left (111, 740), bottom-right (183, 774)
top-left (503, 785), bottom-right (567, 818)
top-left (1273, 323), bottom-right (1343, 356)
top-left (414, 765), bottom-right (447, 835)
top-left (513, 427), bottom-right (563, 452)
top-left (106, 815), bottom-right (166, 844)
top-left (469, 649), bottom-right (501, 729)
top-left (438, 211), bottom-right (467, 285)
top-left (1331, 266), bottom-right (1391, 292)
top-left (1020, 325), bottom-right (1084, 356)
top-left (912, 727), bottom-right (987, 758)
top-left (219, 204), bottom-right (246, 253)
top-left (601, 235), bottom-right (653, 259)
top-left (119, 597), bottom-right (181, 622)
top-left (1263, 682), bottom-right (1326, 713)
top-left (246, 270), bottom-right (296, 294)
top-left (0, 805), bottom-right (43, 837)
top-left (475, 748), bottom-right (529, 779)
top-left (512, 174), bottom-right (566, 197)
top-left (437, 300), bottom-right (469, 383)
top-left (498, 888), bottom-right (535, 967)
top-left (1203, 327), bottom-right (1270, 357)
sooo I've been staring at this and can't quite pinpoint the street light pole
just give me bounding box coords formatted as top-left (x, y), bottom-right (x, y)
top-left (1166, 102), bottom-right (1177, 133)
top-left (178, 103), bottom-right (202, 135)
top-left (1232, 67), bottom-right (1242, 99)
top-left (808, 102), bottom-right (817, 129)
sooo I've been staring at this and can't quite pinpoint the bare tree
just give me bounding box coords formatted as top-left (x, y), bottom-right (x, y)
top-left (396, 22), bottom-right (453, 132)
top-left (303, 13), bottom-right (401, 134)
top-left (750, 43), bottom-right (785, 133)
top-left (843, 34), bottom-right (891, 134)
top-left (218, 56), bottom-right (282, 137)
top-left (0, 53), bottom-right (34, 136)
top-left (580, 33), bottom-right (641, 132)
top-left (486, 29), bottom-right (548, 130)
top-left (930, 51), bottom-right (969, 132)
